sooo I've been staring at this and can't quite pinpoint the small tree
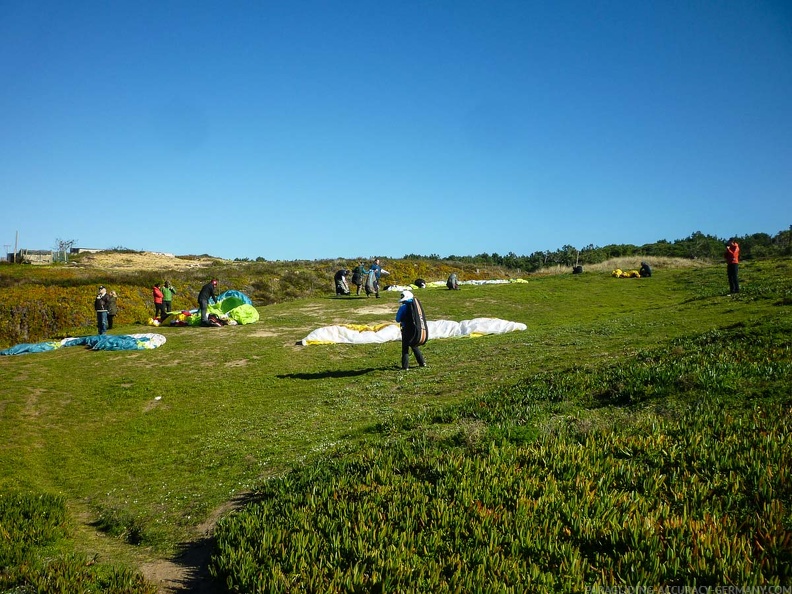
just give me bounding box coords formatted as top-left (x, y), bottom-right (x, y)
top-left (54, 238), bottom-right (77, 263)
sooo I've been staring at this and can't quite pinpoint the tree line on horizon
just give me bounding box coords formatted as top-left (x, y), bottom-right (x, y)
top-left (403, 228), bottom-right (792, 273)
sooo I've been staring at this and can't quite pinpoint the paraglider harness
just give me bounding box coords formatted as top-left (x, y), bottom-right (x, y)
top-left (334, 270), bottom-right (350, 295)
top-left (402, 297), bottom-right (428, 347)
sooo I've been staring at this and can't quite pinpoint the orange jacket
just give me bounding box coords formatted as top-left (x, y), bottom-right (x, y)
top-left (153, 286), bottom-right (164, 304)
top-left (724, 242), bottom-right (740, 264)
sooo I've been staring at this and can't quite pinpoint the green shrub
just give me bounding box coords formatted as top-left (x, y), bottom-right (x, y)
top-left (210, 323), bottom-right (792, 592)
top-left (0, 490), bottom-right (157, 594)
top-left (0, 258), bottom-right (500, 348)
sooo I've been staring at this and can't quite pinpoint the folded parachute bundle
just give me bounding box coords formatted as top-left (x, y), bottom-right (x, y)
top-left (158, 290), bottom-right (259, 327)
top-left (301, 318), bottom-right (526, 345)
top-left (611, 269), bottom-right (641, 278)
top-left (1, 333), bottom-right (167, 356)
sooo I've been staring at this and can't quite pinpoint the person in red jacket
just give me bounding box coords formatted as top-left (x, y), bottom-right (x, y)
top-left (724, 238), bottom-right (740, 294)
top-left (153, 283), bottom-right (166, 321)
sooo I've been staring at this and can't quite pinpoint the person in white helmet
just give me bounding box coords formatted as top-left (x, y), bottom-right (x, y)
top-left (395, 290), bottom-right (427, 370)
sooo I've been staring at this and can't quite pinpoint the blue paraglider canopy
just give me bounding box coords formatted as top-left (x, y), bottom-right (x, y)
top-left (1, 333), bottom-right (166, 356)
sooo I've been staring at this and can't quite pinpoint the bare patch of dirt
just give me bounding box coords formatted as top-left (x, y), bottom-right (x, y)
top-left (224, 359), bottom-right (247, 368)
top-left (75, 252), bottom-right (222, 271)
top-left (108, 353), bottom-right (142, 362)
top-left (139, 493), bottom-right (253, 593)
top-left (23, 388), bottom-right (46, 417)
top-left (250, 329), bottom-right (283, 337)
top-left (355, 305), bottom-right (392, 315)
top-left (293, 303), bottom-right (326, 318)
top-left (143, 398), bottom-right (163, 412)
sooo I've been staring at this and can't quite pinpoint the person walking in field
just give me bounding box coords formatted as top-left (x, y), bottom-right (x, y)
top-left (94, 286), bottom-right (110, 335)
top-left (368, 258), bottom-right (389, 298)
top-left (724, 238), bottom-right (740, 294)
top-left (198, 279), bottom-right (219, 325)
top-left (107, 290), bottom-right (118, 330)
top-left (395, 290), bottom-right (427, 370)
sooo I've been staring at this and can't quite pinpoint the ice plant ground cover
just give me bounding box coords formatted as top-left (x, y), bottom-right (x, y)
top-left (0, 257), bottom-right (790, 592)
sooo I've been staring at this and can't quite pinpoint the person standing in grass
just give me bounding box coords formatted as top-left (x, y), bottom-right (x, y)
top-left (198, 278), bottom-right (219, 325)
top-left (153, 283), bottom-right (166, 321)
top-left (368, 258), bottom-right (389, 298)
top-left (724, 238), bottom-right (740, 294)
top-left (107, 290), bottom-right (118, 330)
top-left (162, 281), bottom-right (177, 316)
top-left (395, 290), bottom-right (427, 370)
top-left (351, 262), bottom-right (367, 295)
top-left (94, 286), bottom-right (110, 335)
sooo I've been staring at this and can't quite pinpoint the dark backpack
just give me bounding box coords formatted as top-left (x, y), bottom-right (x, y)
top-left (402, 297), bottom-right (428, 347)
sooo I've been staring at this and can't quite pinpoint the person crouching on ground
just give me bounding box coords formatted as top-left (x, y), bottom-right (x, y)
top-left (334, 269), bottom-right (350, 295)
top-left (198, 279), bottom-right (219, 325)
top-left (396, 290), bottom-right (427, 370)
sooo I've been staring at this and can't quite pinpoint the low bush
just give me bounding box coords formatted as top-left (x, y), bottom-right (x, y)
top-left (210, 322), bottom-right (792, 592)
top-left (0, 491), bottom-right (156, 594)
top-left (0, 258), bottom-right (501, 348)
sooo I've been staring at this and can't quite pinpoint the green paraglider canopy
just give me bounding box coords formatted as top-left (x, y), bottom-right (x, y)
top-left (159, 291), bottom-right (259, 327)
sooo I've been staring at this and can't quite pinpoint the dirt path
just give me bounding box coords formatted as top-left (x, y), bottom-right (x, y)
top-left (139, 494), bottom-right (251, 593)
top-left (140, 539), bottom-right (216, 594)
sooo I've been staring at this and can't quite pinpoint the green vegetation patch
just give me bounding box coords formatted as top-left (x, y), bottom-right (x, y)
top-left (0, 491), bottom-right (156, 594)
top-left (1, 256), bottom-right (789, 590)
top-left (211, 321), bottom-right (792, 592)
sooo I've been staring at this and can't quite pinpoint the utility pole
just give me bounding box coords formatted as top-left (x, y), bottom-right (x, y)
top-left (3, 244), bottom-right (9, 263)
top-left (14, 231), bottom-right (18, 264)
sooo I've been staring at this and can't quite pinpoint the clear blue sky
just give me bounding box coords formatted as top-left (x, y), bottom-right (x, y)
top-left (2, 1), bottom-right (790, 261)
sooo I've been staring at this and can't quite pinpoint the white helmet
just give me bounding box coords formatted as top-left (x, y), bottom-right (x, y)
top-left (399, 290), bottom-right (414, 302)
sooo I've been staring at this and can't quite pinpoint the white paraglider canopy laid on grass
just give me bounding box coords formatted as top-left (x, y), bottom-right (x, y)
top-left (301, 318), bottom-right (526, 345)
top-left (385, 278), bottom-right (529, 292)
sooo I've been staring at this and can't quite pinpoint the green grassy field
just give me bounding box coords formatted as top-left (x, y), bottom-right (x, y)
top-left (1, 258), bottom-right (790, 591)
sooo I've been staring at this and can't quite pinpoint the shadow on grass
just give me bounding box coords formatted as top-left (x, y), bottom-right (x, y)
top-left (277, 367), bottom-right (391, 380)
top-left (151, 490), bottom-right (259, 593)
top-left (161, 534), bottom-right (220, 593)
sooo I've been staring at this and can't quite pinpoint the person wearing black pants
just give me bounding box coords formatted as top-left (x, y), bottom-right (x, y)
top-left (198, 278), bottom-right (219, 324)
top-left (395, 290), bottom-right (427, 370)
top-left (724, 239), bottom-right (740, 294)
top-left (107, 291), bottom-right (118, 329)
